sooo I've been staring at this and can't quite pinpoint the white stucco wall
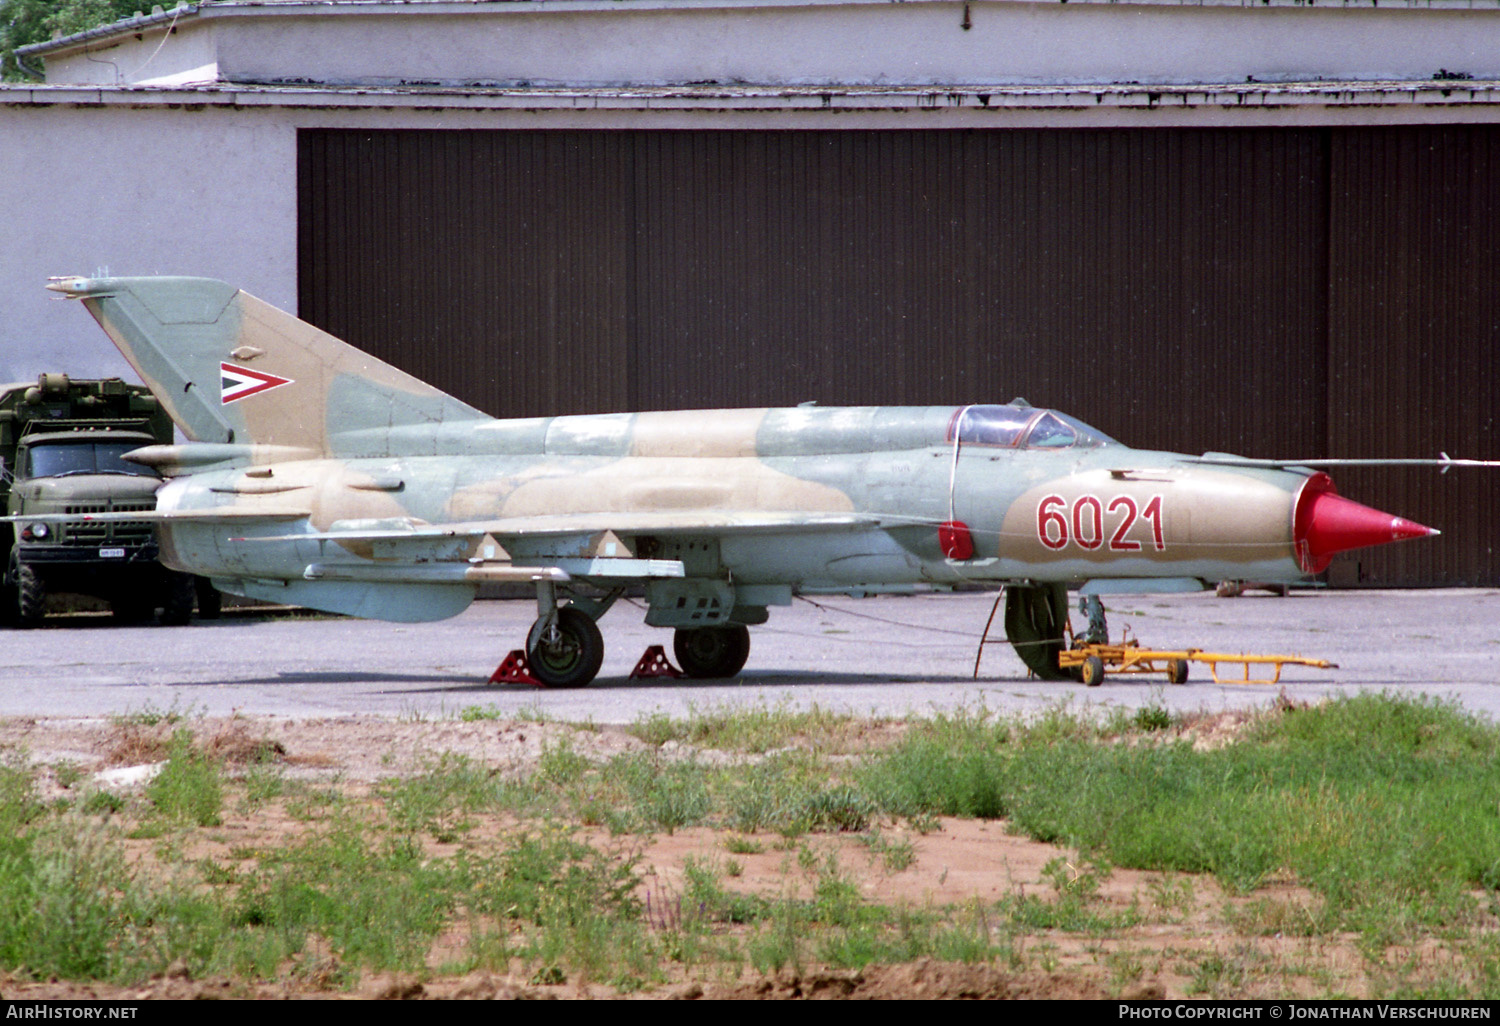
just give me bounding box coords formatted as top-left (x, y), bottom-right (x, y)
top-left (33, 0), bottom-right (1500, 90)
top-left (0, 106), bottom-right (293, 382)
top-left (218, 2), bottom-right (1500, 88)
top-left (41, 19), bottom-right (219, 88)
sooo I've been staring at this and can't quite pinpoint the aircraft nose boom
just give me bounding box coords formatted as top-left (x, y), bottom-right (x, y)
top-left (1294, 476), bottom-right (1438, 573)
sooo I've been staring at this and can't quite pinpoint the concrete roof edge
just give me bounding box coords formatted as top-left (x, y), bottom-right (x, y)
top-left (6, 79), bottom-right (1500, 109)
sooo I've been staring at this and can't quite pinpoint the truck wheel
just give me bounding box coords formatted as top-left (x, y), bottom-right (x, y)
top-left (194, 577), bottom-right (222, 620)
top-left (159, 573), bottom-right (196, 627)
top-left (110, 597), bottom-right (151, 624)
top-left (16, 565), bottom-right (46, 629)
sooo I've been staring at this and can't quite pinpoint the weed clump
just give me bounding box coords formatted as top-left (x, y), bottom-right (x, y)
top-left (146, 730), bottom-right (224, 827)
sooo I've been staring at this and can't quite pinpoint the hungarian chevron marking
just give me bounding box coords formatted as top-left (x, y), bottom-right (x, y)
top-left (220, 362), bottom-right (292, 404)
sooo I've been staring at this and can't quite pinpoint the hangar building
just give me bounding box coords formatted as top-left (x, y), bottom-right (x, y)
top-left (3, 0), bottom-right (1498, 586)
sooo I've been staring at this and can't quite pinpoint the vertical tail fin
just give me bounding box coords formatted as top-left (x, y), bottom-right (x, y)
top-left (46, 276), bottom-right (489, 454)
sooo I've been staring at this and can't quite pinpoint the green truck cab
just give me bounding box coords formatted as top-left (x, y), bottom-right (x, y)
top-left (1, 373), bottom-right (215, 627)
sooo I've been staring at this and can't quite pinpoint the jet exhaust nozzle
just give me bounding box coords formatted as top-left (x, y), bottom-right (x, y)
top-left (1294, 474), bottom-right (1439, 573)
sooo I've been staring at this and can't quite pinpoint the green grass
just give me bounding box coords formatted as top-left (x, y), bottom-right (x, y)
top-left (3, 693), bottom-right (1500, 996)
top-left (626, 701), bottom-right (874, 754)
top-left (856, 826), bottom-right (915, 872)
top-left (145, 729), bottom-right (224, 827)
top-left (860, 692), bottom-right (1500, 935)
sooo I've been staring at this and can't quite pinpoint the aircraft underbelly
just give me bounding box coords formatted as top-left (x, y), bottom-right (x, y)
top-left (233, 578), bottom-right (475, 622)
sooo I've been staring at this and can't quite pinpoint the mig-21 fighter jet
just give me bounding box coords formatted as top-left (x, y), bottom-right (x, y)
top-left (25, 275), bottom-right (1468, 687)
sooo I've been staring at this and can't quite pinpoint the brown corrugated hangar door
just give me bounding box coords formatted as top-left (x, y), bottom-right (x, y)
top-left (298, 127), bottom-right (1499, 587)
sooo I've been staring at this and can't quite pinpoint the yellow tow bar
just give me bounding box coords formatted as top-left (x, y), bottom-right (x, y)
top-left (1056, 638), bottom-right (1337, 687)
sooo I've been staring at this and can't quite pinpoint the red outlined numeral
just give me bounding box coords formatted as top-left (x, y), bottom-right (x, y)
top-left (1036, 494), bottom-right (1166, 552)
top-left (1072, 496), bottom-right (1103, 550)
top-left (1037, 494), bottom-right (1069, 550)
top-left (1107, 496), bottom-right (1141, 551)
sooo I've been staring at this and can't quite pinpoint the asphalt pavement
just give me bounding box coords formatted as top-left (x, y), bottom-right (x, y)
top-left (2, 588), bottom-right (1497, 723)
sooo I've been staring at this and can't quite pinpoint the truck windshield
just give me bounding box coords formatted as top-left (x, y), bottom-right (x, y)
top-left (27, 442), bottom-right (157, 478)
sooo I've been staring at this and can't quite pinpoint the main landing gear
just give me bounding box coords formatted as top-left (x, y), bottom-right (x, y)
top-left (526, 606), bottom-right (604, 688)
top-left (502, 582), bottom-right (754, 689)
top-left (673, 624), bottom-right (751, 678)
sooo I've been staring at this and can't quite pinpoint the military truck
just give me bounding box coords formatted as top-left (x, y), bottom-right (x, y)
top-left (0, 373), bottom-right (215, 627)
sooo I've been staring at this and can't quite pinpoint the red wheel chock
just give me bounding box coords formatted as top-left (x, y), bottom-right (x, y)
top-left (630, 645), bottom-right (683, 679)
top-left (490, 649), bottom-right (544, 687)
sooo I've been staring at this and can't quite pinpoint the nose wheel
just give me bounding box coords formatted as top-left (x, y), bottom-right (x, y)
top-left (1002, 582), bottom-right (1071, 681)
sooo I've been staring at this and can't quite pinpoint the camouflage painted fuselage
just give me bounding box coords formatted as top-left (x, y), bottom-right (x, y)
top-left (135, 403), bottom-right (1318, 623)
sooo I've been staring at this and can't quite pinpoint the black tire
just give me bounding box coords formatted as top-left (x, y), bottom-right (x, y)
top-left (1081, 655), bottom-right (1106, 687)
top-left (195, 577), bottom-right (222, 620)
top-left (16, 564), bottom-right (45, 629)
top-left (158, 573), bottom-right (196, 626)
top-left (1003, 583), bottom-right (1071, 681)
top-left (0, 557), bottom-right (19, 628)
top-left (673, 625), bottom-right (751, 679)
top-left (110, 596), bottom-right (152, 624)
top-left (1167, 658), bottom-right (1190, 685)
top-left (526, 607), bottom-right (604, 688)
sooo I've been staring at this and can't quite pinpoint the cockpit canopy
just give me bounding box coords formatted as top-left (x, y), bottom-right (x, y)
top-left (948, 405), bottom-right (1117, 450)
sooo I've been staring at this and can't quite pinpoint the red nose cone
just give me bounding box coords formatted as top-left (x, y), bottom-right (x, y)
top-left (1294, 475), bottom-right (1439, 573)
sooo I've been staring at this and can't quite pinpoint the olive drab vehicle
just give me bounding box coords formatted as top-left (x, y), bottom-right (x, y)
top-left (25, 275), bottom-right (1485, 684)
top-left (0, 373), bottom-right (217, 627)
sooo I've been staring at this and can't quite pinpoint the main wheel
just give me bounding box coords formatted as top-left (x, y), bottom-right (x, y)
top-left (15, 564), bottom-right (45, 629)
top-left (673, 625), bottom-right (751, 679)
top-left (526, 607), bottom-right (604, 688)
top-left (158, 572), bottom-right (196, 626)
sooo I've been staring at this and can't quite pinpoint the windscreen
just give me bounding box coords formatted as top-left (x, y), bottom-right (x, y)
top-left (27, 441), bottom-right (158, 478)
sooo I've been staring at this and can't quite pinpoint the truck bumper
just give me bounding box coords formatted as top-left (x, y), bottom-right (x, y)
top-left (17, 542), bottom-right (160, 566)
top-left (14, 543), bottom-right (168, 596)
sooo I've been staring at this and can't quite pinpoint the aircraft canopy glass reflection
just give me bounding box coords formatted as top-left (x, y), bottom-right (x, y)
top-left (949, 405), bottom-right (1118, 450)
